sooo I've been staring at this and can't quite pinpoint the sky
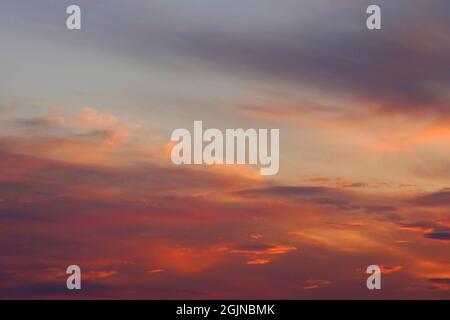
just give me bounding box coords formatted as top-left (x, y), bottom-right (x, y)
top-left (0, 0), bottom-right (449, 299)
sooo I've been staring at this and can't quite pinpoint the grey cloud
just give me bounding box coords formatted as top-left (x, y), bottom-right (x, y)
top-left (4, 1), bottom-right (450, 116)
top-left (424, 233), bottom-right (450, 241)
top-left (428, 278), bottom-right (450, 284)
top-left (412, 188), bottom-right (450, 207)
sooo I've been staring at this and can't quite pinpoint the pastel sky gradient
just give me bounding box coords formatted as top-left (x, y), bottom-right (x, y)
top-left (0, 0), bottom-right (449, 299)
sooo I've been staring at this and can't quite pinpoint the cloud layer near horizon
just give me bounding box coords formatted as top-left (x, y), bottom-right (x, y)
top-left (1, 106), bottom-right (449, 299)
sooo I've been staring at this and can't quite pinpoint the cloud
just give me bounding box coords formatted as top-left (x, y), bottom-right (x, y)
top-left (412, 189), bottom-right (450, 207)
top-left (0, 281), bottom-right (114, 298)
top-left (380, 265), bottom-right (403, 274)
top-left (150, 245), bottom-right (229, 274)
top-left (173, 4), bottom-right (450, 117)
top-left (236, 186), bottom-right (354, 209)
top-left (424, 233), bottom-right (450, 241)
top-left (428, 278), bottom-right (450, 284)
top-left (289, 228), bottom-right (380, 253)
top-left (235, 185), bottom-right (402, 221)
top-left (426, 278), bottom-right (450, 291)
top-left (229, 243), bottom-right (297, 256)
top-left (147, 269), bottom-right (164, 274)
top-left (246, 258), bottom-right (271, 265)
top-left (83, 270), bottom-right (118, 280)
top-left (397, 220), bottom-right (450, 241)
top-left (303, 280), bottom-right (332, 290)
top-left (398, 222), bottom-right (434, 233)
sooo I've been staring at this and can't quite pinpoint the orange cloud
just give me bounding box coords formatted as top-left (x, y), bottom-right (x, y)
top-left (246, 258), bottom-right (271, 265)
top-left (147, 269), bottom-right (164, 274)
top-left (380, 265), bottom-right (403, 274)
top-left (83, 270), bottom-right (118, 280)
top-left (229, 244), bottom-right (297, 256)
top-left (152, 245), bottom-right (227, 274)
top-left (304, 280), bottom-right (332, 290)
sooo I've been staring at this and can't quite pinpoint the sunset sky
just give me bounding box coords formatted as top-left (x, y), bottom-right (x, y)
top-left (0, 0), bottom-right (449, 299)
